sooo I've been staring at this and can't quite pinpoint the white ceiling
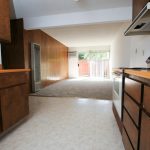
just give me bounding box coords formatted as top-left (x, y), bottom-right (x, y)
top-left (42, 22), bottom-right (125, 47)
top-left (13, 0), bottom-right (132, 18)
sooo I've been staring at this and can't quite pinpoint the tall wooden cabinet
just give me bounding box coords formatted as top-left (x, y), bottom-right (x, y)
top-left (133, 0), bottom-right (150, 20)
top-left (0, 0), bottom-right (11, 42)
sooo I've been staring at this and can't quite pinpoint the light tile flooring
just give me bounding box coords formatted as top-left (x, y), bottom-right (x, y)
top-left (0, 96), bottom-right (124, 150)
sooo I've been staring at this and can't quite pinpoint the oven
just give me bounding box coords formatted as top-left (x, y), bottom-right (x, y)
top-left (113, 70), bottom-right (123, 118)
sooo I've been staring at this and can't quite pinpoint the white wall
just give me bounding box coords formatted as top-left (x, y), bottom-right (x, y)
top-left (111, 22), bottom-right (150, 68)
top-left (111, 23), bottom-right (132, 68)
top-left (130, 36), bottom-right (150, 67)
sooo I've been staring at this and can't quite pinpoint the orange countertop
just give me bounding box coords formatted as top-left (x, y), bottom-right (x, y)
top-left (125, 69), bottom-right (150, 79)
top-left (0, 69), bottom-right (31, 73)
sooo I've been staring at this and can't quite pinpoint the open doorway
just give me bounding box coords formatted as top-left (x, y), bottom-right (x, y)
top-left (78, 50), bottom-right (110, 78)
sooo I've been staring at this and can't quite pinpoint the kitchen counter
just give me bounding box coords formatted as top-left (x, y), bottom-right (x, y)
top-left (125, 69), bottom-right (150, 79)
top-left (0, 69), bottom-right (31, 73)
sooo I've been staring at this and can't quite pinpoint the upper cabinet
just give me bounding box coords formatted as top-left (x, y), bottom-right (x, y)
top-left (133, 0), bottom-right (150, 20)
top-left (0, 0), bottom-right (11, 42)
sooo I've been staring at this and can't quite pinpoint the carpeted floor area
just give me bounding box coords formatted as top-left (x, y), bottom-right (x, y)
top-left (34, 78), bottom-right (113, 100)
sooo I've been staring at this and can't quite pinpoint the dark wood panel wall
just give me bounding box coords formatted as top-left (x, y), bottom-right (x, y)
top-left (24, 29), bottom-right (68, 86)
top-left (1, 19), bottom-right (25, 69)
top-left (1, 19), bottom-right (68, 88)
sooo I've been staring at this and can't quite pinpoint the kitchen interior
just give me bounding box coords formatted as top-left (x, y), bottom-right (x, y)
top-left (0, 0), bottom-right (150, 150)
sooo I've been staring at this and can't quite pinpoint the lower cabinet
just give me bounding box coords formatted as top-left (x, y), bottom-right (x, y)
top-left (0, 84), bottom-right (29, 130)
top-left (122, 75), bottom-right (150, 150)
top-left (140, 112), bottom-right (150, 150)
top-left (122, 128), bottom-right (134, 150)
top-left (0, 71), bottom-right (29, 134)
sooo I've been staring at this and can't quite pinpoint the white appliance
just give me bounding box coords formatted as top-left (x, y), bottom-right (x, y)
top-left (113, 70), bottom-right (123, 118)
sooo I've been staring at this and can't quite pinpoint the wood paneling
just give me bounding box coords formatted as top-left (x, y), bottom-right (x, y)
top-left (1, 19), bottom-right (68, 90)
top-left (0, 0), bottom-right (11, 42)
top-left (24, 29), bottom-right (68, 87)
top-left (133, 0), bottom-right (150, 20)
top-left (1, 19), bottom-right (25, 69)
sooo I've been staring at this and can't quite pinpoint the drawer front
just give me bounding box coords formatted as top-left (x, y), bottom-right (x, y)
top-left (122, 128), bottom-right (134, 150)
top-left (140, 112), bottom-right (150, 150)
top-left (124, 93), bottom-right (140, 126)
top-left (123, 109), bottom-right (138, 150)
top-left (125, 78), bottom-right (141, 103)
top-left (143, 86), bottom-right (150, 113)
top-left (0, 72), bottom-right (27, 89)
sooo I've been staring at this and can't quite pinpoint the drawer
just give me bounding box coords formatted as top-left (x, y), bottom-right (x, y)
top-left (0, 72), bottom-right (27, 89)
top-left (140, 112), bottom-right (150, 150)
top-left (122, 128), bottom-right (134, 150)
top-left (143, 86), bottom-right (150, 113)
top-left (123, 109), bottom-right (138, 150)
top-left (124, 93), bottom-right (140, 126)
top-left (125, 78), bottom-right (141, 104)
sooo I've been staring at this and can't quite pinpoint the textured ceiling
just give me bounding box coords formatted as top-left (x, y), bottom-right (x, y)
top-left (42, 22), bottom-right (125, 47)
top-left (13, 0), bottom-right (132, 18)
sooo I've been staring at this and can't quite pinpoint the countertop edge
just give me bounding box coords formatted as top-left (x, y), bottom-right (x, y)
top-left (124, 69), bottom-right (150, 80)
top-left (0, 69), bottom-right (31, 73)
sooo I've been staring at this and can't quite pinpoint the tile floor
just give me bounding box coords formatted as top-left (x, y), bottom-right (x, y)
top-left (0, 96), bottom-right (124, 150)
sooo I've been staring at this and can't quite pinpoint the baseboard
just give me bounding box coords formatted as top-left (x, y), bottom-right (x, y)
top-left (112, 103), bottom-right (122, 134)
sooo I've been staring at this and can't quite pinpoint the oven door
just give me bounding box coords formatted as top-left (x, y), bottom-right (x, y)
top-left (113, 74), bottom-right (122, 118)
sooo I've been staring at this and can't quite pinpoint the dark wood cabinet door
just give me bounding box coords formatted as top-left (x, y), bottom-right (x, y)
top-left (0, 0), bottom-right (11, 42)
top-left (0, 84), bottom-right (29, 130)
top-left (133, 0), bottom-right (150, 20)
top-left (140, 112), bottom-right (150, 150)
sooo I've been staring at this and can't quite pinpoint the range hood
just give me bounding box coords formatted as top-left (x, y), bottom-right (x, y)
top-left (125, 2), bottom-right (150, 36)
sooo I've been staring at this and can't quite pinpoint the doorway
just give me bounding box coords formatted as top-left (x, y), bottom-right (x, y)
top-left (78, 50), bottom-right (110, 78)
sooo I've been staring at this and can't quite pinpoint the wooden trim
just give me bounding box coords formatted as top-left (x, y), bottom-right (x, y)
top-left (112, 103), bottom-right (123, 133)
top-left (125, 69), bottom-right (150, 80)
top-left (0, 69), bottom-right (31, 74)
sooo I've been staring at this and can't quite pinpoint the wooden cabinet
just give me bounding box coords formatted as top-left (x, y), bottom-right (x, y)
top-left (124, 93), bottom-right (140, 126)
top-left (122, 128), bottom-right (134, 150)
top-left (140, 112), bottom-right (150, 150)
top-left (0, 0), bottom-right (11, 42)
top-left (122, 73), bottom-right (150, 150)
top-left (123, 109), bottom-right (138, 150)
top-left (143, 86), bottom-right (150, 113)
top-left (125, 78), bottom-right (141, 103)
top-left (0, 71), bottom-right (29, 134)
top-left (133, 0), bottom-right (150, 20)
